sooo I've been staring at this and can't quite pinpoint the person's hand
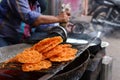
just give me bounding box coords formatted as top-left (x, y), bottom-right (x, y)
top-left (57, 12), bottom-right (70, 23)
top-left (61, 3), bottom-right (71, 16)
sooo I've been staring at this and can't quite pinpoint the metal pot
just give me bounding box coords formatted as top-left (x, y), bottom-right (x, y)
top-left (48, 26), bottom-right (68, 42)
top-left (24, 26), bottom-right (68, 43)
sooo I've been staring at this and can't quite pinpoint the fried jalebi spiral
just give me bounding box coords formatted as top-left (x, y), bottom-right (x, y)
top-left (31, 36), bottom-right (63, 53)
top-left (57, 44), bottom-right (72, 48)
top-left (58, 48), bottom-right (78, 57)
top-left (6, 48), bottom-right (36, 63)
top-left (6, 36), bottom-right (78, 72)
top-left (49, 55), bottom-right (76, 62)
top-left (22, 60), bottom-right (52, 72)
top-left (43, 44), bottom-right (77, 59)
top-left (43, 44), bottom-right (65, 59)
top-left (43, 44), bottom-right (72, 58)
top-left (15, 50), bottom-right (43, 63)
top-left (49, 48), bottom-right (78, 62)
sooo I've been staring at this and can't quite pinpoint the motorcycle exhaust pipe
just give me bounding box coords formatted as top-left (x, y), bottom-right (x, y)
top-left (92, 19), bottom-right (120, 27)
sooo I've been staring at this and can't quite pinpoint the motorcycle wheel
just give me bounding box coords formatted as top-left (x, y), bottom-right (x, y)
top-left (91, 7), bottom-right (109, 32)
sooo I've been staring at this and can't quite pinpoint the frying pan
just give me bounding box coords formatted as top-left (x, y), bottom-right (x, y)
top-left (0, 42), bottom-right (90, 80)
top-left (0, 31), bottom-right (99, 80)
top-left (49, 50), bottom-right (90, 80)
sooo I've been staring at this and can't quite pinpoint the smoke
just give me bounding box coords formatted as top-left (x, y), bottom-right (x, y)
top-left (90, 23), bottom-right (120, 38)
top-left (102, 26), bottom-right (113, 35)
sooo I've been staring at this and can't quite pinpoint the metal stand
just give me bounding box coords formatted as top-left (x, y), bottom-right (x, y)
top-left (80, 47), bottom-right (111, 80)
top-left (99, 55), bottom-right (113, 80)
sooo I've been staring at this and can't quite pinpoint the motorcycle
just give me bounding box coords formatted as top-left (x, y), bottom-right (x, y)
top-left (91, 0), bottom-right (120, 32)
top-left (88, 0), bottom-right (103, 15)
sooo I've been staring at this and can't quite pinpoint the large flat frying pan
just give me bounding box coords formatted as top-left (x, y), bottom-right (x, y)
top-left (0, 42), bottom-right (90, 80)
top-left (0, 32), bottom-right (98, 80)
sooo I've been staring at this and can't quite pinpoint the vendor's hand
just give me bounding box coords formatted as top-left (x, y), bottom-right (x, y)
top-left (57, 12), bottom-right (70, 23)
top-left (65, 8), bottom-right (71, 16)
top-left (61, 3), bottom-right (71, 16)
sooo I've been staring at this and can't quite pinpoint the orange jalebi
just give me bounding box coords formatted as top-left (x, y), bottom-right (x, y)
top-left (49, 48), bottom-right (78, 62)
top-left (6, 36), bottom-right (78, 72)
top-left (22, 60), bottom-right (52, 72)
top-left (31, 36), bottom-right (63, 53)
top-left (15, 50), bottom-right (43, 63)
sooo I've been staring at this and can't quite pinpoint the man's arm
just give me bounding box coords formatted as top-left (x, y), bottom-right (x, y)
top-left (9, 0), bottom-right (70, 26)
top-left (33, 12), bottom-right (70, 26)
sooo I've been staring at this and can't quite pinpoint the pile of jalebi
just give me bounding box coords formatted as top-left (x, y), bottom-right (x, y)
top-left (8, 36), bottom-right (78, 72)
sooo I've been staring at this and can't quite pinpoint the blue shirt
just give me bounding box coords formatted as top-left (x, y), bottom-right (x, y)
top-left (0, 0), bottom-right (41, 39)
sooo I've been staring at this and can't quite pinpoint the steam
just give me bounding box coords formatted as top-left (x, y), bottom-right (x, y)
top-left (89, 22), bottom-right (119, 39)
top-left (61, 0), bottom-right (119, 39)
